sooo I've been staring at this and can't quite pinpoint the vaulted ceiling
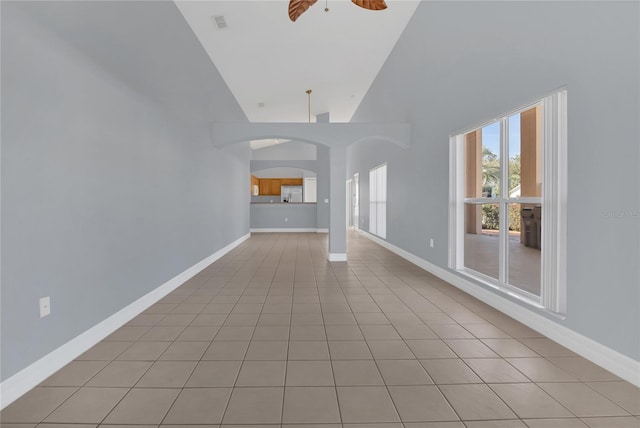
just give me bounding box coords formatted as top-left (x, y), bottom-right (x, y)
top-left (175, 1), bottom-right (420, 124)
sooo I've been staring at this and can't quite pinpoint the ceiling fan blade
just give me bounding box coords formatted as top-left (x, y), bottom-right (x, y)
top-left (289, 0), bottom-right (318, 22)
top-left (351, 0), bottom-right (388, 11)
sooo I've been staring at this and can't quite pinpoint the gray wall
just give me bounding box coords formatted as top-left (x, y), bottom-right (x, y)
top-left (251, 161), bottom-right (318, 175)
top-left (316, 146), bottom-right (330, 229)
top-left (1, 2), bottom-right (250, 381)
top-left (252, 167), bottom-right (308, 178)
top-left (250, 204), bottom-right (318, 229)
top-left (251, 196), bottom-right (282, 203)
top-left (251, 141), bottom-right (317, 160)
top-left (348, 1), bottom-right (639, 360)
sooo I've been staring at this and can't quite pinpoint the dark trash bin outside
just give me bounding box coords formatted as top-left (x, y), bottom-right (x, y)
top-left (521, 207), bottom-right (537, 249)
top-left (533, 206), bottom-right (542, 250)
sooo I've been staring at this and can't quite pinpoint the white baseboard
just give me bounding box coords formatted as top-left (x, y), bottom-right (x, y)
top-left (359, 230), bottom-right (640, 387)
top-left (0, 233), bottom-right (251, 410)
top-left (316, 228), bottom-right (329, 233)
top-left (251, 228), bottom-right (322, 233)
top-left (328, 253), bottom-right (347, 262)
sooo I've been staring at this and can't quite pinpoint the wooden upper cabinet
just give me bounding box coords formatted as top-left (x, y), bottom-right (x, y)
top-left (281, 178), bottom-right (303, 186)
top-left (259, 179), bottom-right (270, 195)
top-left (251, 175), bottom-right (259, 194)
top-left (270, 179), bottom-right (282, 195)
top-left (256, 177), bottom-right (302, 195)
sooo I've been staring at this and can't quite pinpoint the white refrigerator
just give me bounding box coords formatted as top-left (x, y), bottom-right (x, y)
top-left (281, 186), bottom-right (303, 203)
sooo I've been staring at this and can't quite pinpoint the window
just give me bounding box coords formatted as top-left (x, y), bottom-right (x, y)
top-left (449, 89), bottom-right (567, 313)
top-left (369, 164), bottom-right (387, 239)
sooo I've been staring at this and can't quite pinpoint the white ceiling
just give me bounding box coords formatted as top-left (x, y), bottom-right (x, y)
top-left (175, 0), bottom-right (420, 125)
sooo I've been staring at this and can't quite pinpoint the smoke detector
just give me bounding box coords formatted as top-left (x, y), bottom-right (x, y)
top-left (211, 15), bottom-right (227, 30)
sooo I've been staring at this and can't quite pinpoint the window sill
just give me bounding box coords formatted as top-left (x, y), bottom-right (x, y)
top-left (458, 268), bottom-right (544, 309)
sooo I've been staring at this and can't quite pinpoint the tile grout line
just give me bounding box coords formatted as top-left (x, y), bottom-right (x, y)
top-left (322, 247), bottom-right (346, 427)
top-left (349, 242), bottom-right (539, 425)
top-left (352, 233), bottom-right (616, 425)
top-left (338, 256), bottom-right (408, 425)
top-left (154, 249), bottom-right (240, 426)
top-left (351, 234), bottom-right (503, 425)
top-left (218, 230), bottom-right (286, 426)
top-left (279, 233), bottom-right (299, 426)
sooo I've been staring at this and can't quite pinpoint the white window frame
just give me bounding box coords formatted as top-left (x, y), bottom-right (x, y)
top-left (448, 88), bottom-right (567, 314)
top-left (369, 163), bottom-right (387, 239)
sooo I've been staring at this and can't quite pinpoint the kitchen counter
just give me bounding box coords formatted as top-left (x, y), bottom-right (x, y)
top-left (250, 202), bottom-right (318, 230)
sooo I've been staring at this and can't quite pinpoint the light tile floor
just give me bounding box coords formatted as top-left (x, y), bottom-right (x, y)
top-left (2, 232), bottom-right (639, 428)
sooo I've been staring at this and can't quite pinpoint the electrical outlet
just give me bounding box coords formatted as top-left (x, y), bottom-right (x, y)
top-left (39, 296), bottom-right (51, 318)
top-left (429, 238), bottom-right (435, 248)
top-left (284, 217), bottom-right (288, 222)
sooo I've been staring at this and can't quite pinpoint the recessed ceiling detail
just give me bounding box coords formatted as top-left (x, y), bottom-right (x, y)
top-left (175, 1), bottom-right (420, 123)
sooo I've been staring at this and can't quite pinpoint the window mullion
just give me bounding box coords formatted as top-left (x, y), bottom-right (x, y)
top-left (499, 117), bottom-right (509, 284)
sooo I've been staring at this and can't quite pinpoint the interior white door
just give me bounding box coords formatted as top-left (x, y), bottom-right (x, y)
top-left (303, 177), bottom-right (317, 202)
top-left (346, 180), bottom-right (353, 229)
top-left (353, 173), bottom-right (359, 231)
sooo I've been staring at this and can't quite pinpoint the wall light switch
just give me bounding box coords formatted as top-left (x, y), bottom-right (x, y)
top-left (285, 217), bottom-right (288, 222)
top-left (429, 239), bottom-right (435, 248)
top-left (39, 296), bottom-right (51, 318)
top-left (324, 199), bottom-right (329, 203)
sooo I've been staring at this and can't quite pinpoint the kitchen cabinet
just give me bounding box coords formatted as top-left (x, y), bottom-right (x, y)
top-left (270, 179), bottom-right (282, 195)
top-left (259, 179), bottom-right (270, 195)
top-left (256, 177), bottom-right (303, 195)
top-left (281, 178), bottom-right (303, 186)
top-left (251, 175), bottom-right (260, 195)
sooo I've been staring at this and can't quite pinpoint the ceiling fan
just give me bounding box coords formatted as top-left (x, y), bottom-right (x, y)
top-left (289, 0), bottom-right (388, 22)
